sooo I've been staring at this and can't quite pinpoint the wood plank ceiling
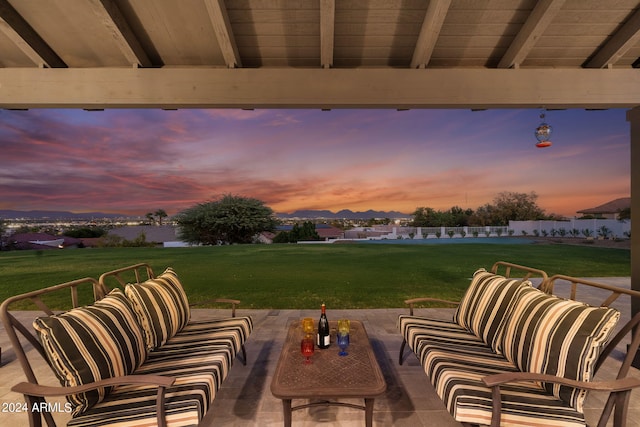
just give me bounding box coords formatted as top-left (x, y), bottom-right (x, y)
top-left (0, 0), bottom-right (639, 109)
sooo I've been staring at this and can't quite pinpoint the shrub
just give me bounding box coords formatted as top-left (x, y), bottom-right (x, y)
top-left (176, 194), bottom-right (277, 245)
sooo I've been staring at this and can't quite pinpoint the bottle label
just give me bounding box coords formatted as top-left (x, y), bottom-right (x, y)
top-left (317, 334), bottom-right (330, 347)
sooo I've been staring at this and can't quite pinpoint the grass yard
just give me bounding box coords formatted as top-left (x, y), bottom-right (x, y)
top-left (0, 243), bottom-right (630, 310)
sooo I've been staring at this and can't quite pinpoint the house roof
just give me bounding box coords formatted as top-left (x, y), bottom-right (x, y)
top-left (276, 224), bottom-right (343, 239)
top-left (0, 1), bottom-right (639, 110)
top-left (10, 232), bottom-right (82, 249)
top-left (316, 225), bottom-right (344, 239)
top-left (11, 232), bottom-right (58, 242)
top-left (577, 197), bottom-right (631, 214)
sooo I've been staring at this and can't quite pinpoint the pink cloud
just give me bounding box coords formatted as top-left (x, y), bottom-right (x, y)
top-left (0, 108), bottom-right (630, 218)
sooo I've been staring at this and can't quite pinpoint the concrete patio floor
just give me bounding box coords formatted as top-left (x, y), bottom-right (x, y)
top-left (1, 278), bottom-right (640, 426)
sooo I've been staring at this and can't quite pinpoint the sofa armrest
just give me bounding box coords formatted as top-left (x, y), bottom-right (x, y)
top-left (190, 298), bottom-right (241, 317)
top-left (404, 297), bottom-right (459, 316)
top-left (12, 375), bottom-right (176, 397)
top-left (482, 372), bottom-right (640, 427)
top-left (12, 375), bottom-right (176, 427)
top-left (483, 371), bottom-right (640, 392)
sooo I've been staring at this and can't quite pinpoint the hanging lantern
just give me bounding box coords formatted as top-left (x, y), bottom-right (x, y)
top-left (534, 110), bottom-right (552, 148)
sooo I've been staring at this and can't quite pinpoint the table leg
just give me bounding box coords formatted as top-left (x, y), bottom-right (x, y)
top-left (365, 398), bottom-right (374, 427)
top-left (282, 399), bottom-right (292, 427)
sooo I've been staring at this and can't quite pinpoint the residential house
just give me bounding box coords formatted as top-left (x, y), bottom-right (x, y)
top-left (315, 224), bottom-right (344, 240)
top-left (577, 197), bottom-right (631, 219)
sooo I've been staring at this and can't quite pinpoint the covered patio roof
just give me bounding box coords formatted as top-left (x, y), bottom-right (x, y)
top-left (0, 0), bottom-right (639, 109)
top-left (0, 1), bottom-right (639, 345)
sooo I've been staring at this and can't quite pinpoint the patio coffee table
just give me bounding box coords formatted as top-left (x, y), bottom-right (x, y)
top-left (270, 320), bottom-right (387, 426)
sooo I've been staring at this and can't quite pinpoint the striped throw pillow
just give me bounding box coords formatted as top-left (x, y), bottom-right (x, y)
top-left (501, 286), bottom-right (620, 411)
top-left (33, 288), bottom-right (147, 416)
top-left (125, 267), bottom-right (191, 350)
top-left (454, 268), bottom-right (532, 353)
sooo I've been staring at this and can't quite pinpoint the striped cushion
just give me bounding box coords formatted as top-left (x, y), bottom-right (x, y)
top-left (68, 349), bottom-right (232, 427)
top-left (67, 317), bottom-right (253, 427)
top-left (454, 268), bottom-right (532, 353)
top-left (400, 315), bottom-right (586, 426)
top-left (167, 317), bottom-right (254, 357)
top-left (501, 286), bottom-right (620, 411)
top-left (33, 289), bottom-right (147, 416)
top-left (398, 315), bottom-right (486, 355)
top-left (125, 267), bottom-right (191, 350)
top-left (68, 392), bottom-right (204, 427)
top-left (421, 343), bottom-right (586, 427)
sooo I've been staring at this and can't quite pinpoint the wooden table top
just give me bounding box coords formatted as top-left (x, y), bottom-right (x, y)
top-left (270, 319), bottom-right (387, 399)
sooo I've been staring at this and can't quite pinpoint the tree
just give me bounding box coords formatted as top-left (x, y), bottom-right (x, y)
top-left (471, 191), bottom-right (546, 226)
top-left (146, 209), bottom-right (169, 225)
top-left (176, 194), bottom-right (278, 245)
top-left (469, 203), bottom-right (496, 226)
top-left (492, 191), bottom-right (546, 224)
top-left (145, 212), bottom-right (156, 225)
top-left (446, 206), bottom-right (473, 227)
top-left (63, 227), bottom-right (107, 238)
top-left (274, 221), bottom-right (320, 243)
top-left (155, 209), bottom-right (168, 226)
top-left (412, 206), bottom-right (474, 227)
top-left (412, 207), bottom-right (439, 227)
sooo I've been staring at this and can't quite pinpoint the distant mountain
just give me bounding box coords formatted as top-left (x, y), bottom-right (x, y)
top-left (0, 210), bottom-right (137, 220)
top-left (277, 209), bottom-right (410, 219)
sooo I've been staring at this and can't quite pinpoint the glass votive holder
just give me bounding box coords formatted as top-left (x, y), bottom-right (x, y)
top-left (338, 318), bottom-right (350, 335)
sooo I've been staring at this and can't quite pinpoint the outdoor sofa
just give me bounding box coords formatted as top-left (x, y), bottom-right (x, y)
top-left (398, 261), bottom-right (640, 427)
top-left (0, 263), bottom-right (252, 427)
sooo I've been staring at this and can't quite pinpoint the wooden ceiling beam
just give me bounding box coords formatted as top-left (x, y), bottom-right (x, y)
top-left (88, 0), bottom-right (152, 68)
top-left (585, 8), bottom-right (640, 68)
top-left (410, 0), bottom-right (451, 69)
top-left (0, 0), bottom-right (66, 68)
top-left (320, 0), bottom-right (335, 68)
top-left (1, 67), bottom-right (638, 109)
top-left (497, 0), bottom-right (566, 69)
top-left (204, 0), bottom-right (241, 68)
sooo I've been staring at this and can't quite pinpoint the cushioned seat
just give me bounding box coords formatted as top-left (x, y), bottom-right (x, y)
top-left (398, 315), bottom-right (488, 354)
top-left (417, 340), bottom-right (586, 427)
top-left (21, 266), bottom-right (255, 427)
top-left (67, 316), bottom-right (253, 427)
top-left (164, 317), bottom-right (253, 357)
top-left (399, 313), bottom-right (586, 426)
top-left (67, 378), bottom-right (210, 427)
top-left (398, 268), bottom-right (622, 427)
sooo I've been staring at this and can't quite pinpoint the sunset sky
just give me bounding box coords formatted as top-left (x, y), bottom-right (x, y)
top-left (0, 108), bottom-right (630, 218)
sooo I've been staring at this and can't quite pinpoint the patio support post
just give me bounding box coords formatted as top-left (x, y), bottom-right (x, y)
top-left (627, 106), bottom-right (640, 368)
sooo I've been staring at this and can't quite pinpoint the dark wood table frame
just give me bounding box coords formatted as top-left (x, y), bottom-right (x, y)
top-left (270, 320), bottom-right (387, 426)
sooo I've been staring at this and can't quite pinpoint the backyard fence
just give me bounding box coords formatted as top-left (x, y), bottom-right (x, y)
top-left (509, 219), bottom-right (631, 239)
top-left (346, 219), bottom-right (631, 241)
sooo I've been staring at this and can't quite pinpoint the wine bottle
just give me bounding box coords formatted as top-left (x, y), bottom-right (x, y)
top-left (316, 303), bottom-right (330, 349)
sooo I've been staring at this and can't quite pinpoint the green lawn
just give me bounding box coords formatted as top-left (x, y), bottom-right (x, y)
top-left (0, 243), bottom-right (630, 310)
